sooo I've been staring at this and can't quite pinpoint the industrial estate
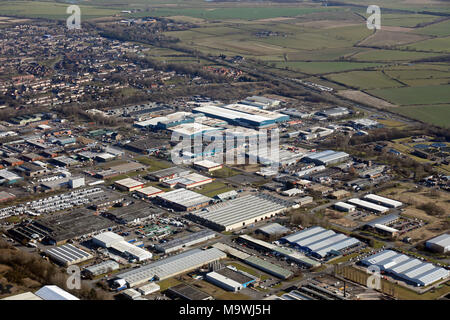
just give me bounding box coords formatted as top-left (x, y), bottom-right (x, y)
top-left (0, 0), bottom-right (448, 305)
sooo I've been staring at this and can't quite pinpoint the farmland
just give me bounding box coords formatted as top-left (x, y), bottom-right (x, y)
top-left (0, 0), bottom-right (449, 128)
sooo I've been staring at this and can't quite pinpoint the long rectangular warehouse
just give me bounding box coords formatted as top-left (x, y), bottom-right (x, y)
top-left (347, 198), bottom-right (389, 213)
top-left (116, 248), bottom-right (226, 287)
top-left (425, 233), bottom-right (450, 253)
top-left (281, 226), bottom-right (361, 259)
top-left (188, 194), bottom-right (293, 231)
top-left (193, 104), bottom-right (289, 129)
top-left (156, 188), bottom-right (212, 211)
top-left (46, 244), bottom-right (93, 266)
top-left (363, 194), bottom-right (403, 208)
top-left (244, 256), bottom-right (293, 279)
top-left (154, 229), bottom-right (216, 254)
top-left (93, 232), bottom-right (152, 262)
top-left (361, 250), bottom-right (449, 287)
top-left (238, 234), bottom-right (321, 268)
top-left (303, 150), bottom-right (349, 166)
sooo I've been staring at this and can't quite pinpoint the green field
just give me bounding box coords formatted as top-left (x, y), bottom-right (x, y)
top-left (143, 7), bottom-right (339, 21)
top-left (353, 49), bottom-right (443, 62)
top-left (368, 85), bottom-right (450, 105)
top-left (326, 70), bottom-right (402, 89)
top-left (400, 36), bottom-right (450, 53)
top-left (394, 105), bottom-right (450, 128)
top-left (0, 1), bottom-right (120, 20)
top-left (1, 0), bottom-right (449, 129)
top-left (275, 61), bottom-right (384, 74)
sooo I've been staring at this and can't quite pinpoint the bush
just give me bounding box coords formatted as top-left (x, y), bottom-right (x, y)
top-left (418, 202), bottom-right (445, 216)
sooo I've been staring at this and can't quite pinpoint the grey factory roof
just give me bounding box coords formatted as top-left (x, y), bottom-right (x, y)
top-left (212, 242), bottom-right (251, 260)
top-left (361, 250), bottom-right (449, 287)
top-left (365, 213), bottom-right (400, 228)
top-left (238, 234), bottom-right (321, 268)
top-left (46, 244), bottom-right (93, 266)
top-left (304, 150), bottom-right (349, 165)
top-left (244, 255), bottom-right (293, 279)
top-left (282, 226), bottom-right (361, 258)
top-left (116, 248), bottom-right (226, 286)
top-left (84, 260), bottom-right (120, 276)
top-left (157, 188), bottom-right (212, 209)
top-left (154, 229), bottom-right (216, 253)
top-left (192, 194), bottom-right (292, 228)
top-left (166, 283), bottom-right (212, 300)
top-left (426, 233), bottom-right (450, 249)
top-left (257, 223), bottom-right (290, 236)
top-left (149, 167), bottom-right (191, 179)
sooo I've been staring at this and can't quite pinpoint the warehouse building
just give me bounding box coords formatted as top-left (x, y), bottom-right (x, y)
top-left (162, 173), bottom-right (214, 189)
top-left (303, 150), bottom-right (350, 166)
top-left (165, 283), bottom-right (213, 300)
top-left (256, 223), bottom-right (290, 237)
top-left (123, 138), bottom-right (169, 154)
top-left (147, 167), bottom-right (191, 182)
top-left (281, 226), bottom-right (361, 259)
top-left (35, 285), bottom-right (79, 300)
top-left (364, 213), bottom-right (400, 230)
top-left (156, 188), bottom-right (212, 211)
top-left (188, 194), bottom-right (293, 231)
top-left (193, 160), bottom-right (223, 172)
top-left (154, 229), bottom-right (216, 254)
top-left (84, 260), bottom-right (120, 277)
top-left (347, 198), bottom-right (389, 214)
top-left (0, 169), bottom-right (23, 184)
top-left (334, 202), bottom-right (356, 212)
top-left (122, 288), bottom-right (141, 300)
top-left (361, 250), bottom-right (449, 287)
top-left (363, 194), bottom-right (403, 208)
top-left (115, 248), bottom-right (226, 287)
top-left (1, 292), bottom-right (42, 300)
top-left (45, 244), bottom-right (93, 267)
top-left (244, 256), bottom-right (293, 279)
top-left (135, 186), bottom-right (165, 199)
top-left (372, 224), bottom-right (399, 238)
top-left (193, 104), bottom-right (289, 129)
top-left (206, 267), bottom-right (257, 292)
top-left (114, 178), bottom-right (144, 192)
top-left (93, 232), bottom-right (152, 262)
top-left (238, 234), bottom-right (321, 268)
top-left (169, 122), bottom-right (221, 138)
top-left (137, 283), bottom-right (160, 295)
top-left (426, 234), bottom-right (450, 253)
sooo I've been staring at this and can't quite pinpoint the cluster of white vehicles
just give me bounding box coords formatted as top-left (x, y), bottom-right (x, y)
top-left (0, 187), bottom-right (104, 219)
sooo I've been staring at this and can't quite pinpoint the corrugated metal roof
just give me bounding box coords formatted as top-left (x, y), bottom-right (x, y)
top-left (361, 250), bottom-right (449, 286)
top-left (426, 233), bottom-right (450, 248)
top-left (117, 248), bottom-right (226, 286)
top-left (35, 285), bottom-right (79, 300)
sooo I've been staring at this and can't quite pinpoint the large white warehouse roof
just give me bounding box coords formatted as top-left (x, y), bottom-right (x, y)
top-left (116, 248), bottom-right (226, 287)
top-left (363, 194), bottom-right (403, 208)
top-left (347, 198), bottom-right (389, 213)
top-left (361, 250), bottom-right (449, 287)
top-left (35, 285), bottom-right (80, 300)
